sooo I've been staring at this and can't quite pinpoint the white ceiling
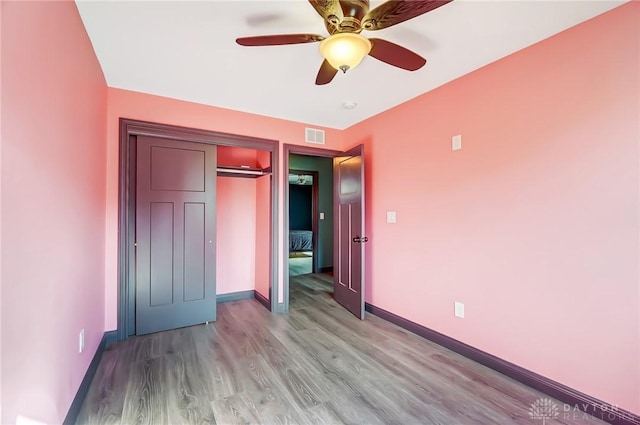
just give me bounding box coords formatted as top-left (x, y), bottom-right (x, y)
top-left (76, 0), bottom-right (626, 130)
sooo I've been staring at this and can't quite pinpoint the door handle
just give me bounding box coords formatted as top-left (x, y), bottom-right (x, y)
top-left (362, 236), bottom-right (368, 243)
top-left (352, 236), bottom-right (369, 243)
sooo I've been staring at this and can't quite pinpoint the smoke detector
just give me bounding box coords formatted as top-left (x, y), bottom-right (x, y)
top-left (342, 101), bottom-right (357, 110)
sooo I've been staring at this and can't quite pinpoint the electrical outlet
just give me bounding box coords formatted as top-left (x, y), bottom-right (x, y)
top-left (320, 212), bottom-right (325, 220)
top-left (454, 302), bottom-right (465, 318)
top-left (79, 329), bottom-right (85, 353)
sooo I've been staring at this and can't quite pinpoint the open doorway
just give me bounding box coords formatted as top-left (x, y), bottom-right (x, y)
top-left (283, 143), bottom-right (367, 319)
top-left (288, 169), bottom-right (318, 276)
top-left (285, 149), bottom-right (338, 306)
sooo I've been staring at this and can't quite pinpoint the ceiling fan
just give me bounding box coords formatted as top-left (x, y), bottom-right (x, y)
top-left (236, 0), bottom-right (453, 85)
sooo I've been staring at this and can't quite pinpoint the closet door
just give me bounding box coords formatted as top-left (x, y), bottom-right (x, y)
top-left (136, 136), bottom-right (217, 335)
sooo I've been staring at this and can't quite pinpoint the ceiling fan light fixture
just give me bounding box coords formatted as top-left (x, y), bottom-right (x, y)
top-left (319, 33), bottom-right (371, 73)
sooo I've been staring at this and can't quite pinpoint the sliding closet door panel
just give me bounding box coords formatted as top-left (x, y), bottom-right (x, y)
top-left (136, 136), bottom-right (217, 335)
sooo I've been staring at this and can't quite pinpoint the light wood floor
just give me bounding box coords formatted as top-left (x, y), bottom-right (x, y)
top-left (289, 254), bottom-right (312, 276)
top-left (76, 274), bottom-right (605, 424)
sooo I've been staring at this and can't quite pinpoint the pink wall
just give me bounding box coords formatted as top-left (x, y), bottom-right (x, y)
top-left (1, 1), bottom-right (107, 423)
top-left (216, 146), bottom-right (259, 295)
top-left (5, 0), bottom-right (625, 418)
top-left (345, 2), bottom-right (639, 413)
top-left (216, 176), bottom-right (257, 294)
top-left (105, 88), bottom-right (344, 329)
top-left (217, 145), bottom-right (258, 168)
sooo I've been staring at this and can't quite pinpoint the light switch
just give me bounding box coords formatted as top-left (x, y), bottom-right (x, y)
top-left (386, 211), bottom-right (396, 223)
top-left (454, 302), bottom-right (465, 318)
top-left (452, 134), bottom-right (462, 151)
top-left (320, 212), bottom-right (325, 220)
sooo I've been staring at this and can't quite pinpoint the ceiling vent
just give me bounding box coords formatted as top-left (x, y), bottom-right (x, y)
top-left (305, 127), bottom-right (325, 145)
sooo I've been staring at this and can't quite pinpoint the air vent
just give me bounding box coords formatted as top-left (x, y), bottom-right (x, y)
top-left (305, 127), bottom-right (325, 145)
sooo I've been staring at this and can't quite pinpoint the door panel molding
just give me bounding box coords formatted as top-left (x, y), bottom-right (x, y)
top-left (183, 202), bottom-right (206, 302)
top-left (148, 201), bottom-right (175, 307)
top-left (118, 118), bottom-right (279, 341)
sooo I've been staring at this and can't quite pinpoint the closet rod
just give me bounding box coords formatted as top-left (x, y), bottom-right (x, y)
top-left (216, 165), bottom-right (271, 178)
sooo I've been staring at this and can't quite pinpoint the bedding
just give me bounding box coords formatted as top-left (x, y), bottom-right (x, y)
top-left (290, 230), bottom-right (312, 252)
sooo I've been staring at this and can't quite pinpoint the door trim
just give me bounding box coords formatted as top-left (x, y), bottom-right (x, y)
top-left (118, 118), bottom-right (279, 341)
top-left (288, 169), bottom-right (319, 273)
top-left (283, 144), bottom-right (341, 312)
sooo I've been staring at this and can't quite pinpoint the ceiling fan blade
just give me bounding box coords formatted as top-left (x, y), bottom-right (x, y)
top-left (315, 59), bottom-right (338, 85)
top-left (236, 34), bottom-right (324, 46)
top-left (308, 0), bottom-right (343, 23)
top-left (368, 38), bottom-right (426, 71)
top-left (362, 0), bottom-right (452, 31)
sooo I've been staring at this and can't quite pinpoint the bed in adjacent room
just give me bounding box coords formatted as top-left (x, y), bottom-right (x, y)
top-left (289, 230), bottom-right (312, 252)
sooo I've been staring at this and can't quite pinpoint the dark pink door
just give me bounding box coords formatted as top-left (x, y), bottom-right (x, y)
top-left (334, 145), bottom-right (366, 319)
top-left (136, 136), bottom-right (217, 335)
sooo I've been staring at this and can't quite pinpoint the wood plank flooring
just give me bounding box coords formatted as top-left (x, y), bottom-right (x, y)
top-left (77, 274), bottom-right (606, 425)
top-left (289, 254), bottom-right (313, 276)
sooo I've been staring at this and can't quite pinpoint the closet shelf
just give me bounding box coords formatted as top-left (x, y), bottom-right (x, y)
top-left (216, 165), bottom-right (271, 178)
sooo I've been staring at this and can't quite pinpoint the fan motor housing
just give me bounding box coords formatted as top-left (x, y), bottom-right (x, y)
top-left (325, 0), bottom-right (370, 34)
